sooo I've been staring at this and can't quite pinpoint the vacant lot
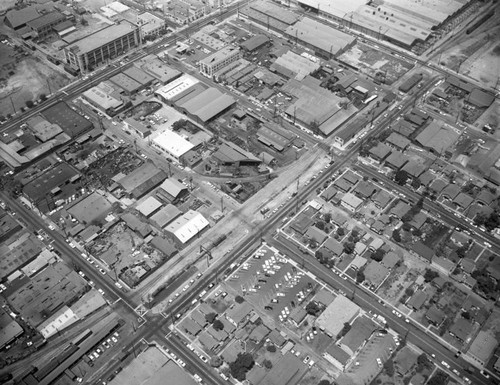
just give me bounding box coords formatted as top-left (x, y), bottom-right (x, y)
top-left (0, 56), bottom-right (70, 116)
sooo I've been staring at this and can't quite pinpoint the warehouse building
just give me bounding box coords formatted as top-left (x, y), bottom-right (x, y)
top-left (270, 50), bottom-right (320, 81)
top-left (135, 56), bottom-right (182, 84)
top-left (178, 88), bottom-right (236, 123)
top-left (64, 20), bottom-right (140, 73)
top-left (4, 6), bottom-right (41, 30)
top-left (284, 17), bottom-right (356, 58)
top-left (165, 210), bottom-right (209, 244)
top-left (295, 0), bottom-right (468, 50)
top-left (116, 163), bottom-right (167, 199)
top-left (26, 11), bottom-right (68, 41)
top-left (82, 82), bottom-right (126, 116)
top-left (155, 74), bottom-right (200, 102)
top-left (152, 130), bottom-right (195, 162)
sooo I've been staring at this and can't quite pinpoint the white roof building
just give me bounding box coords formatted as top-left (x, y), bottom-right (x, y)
top-left (152, 129), bottom-right (195, 160)
top-left (155, 74), bottom-right (199, 101)
top-left (165, 210), bottom-right (209, 243)
top-left (316, 295), bottom-right (360, 338)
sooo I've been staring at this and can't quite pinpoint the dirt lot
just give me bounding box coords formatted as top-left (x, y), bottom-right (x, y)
top-left (0, 55), bottom-right (70, 116)
top-left (338, 44), bottom-right (414, 85)
top-left (440, 17), bottom-right (500, 88)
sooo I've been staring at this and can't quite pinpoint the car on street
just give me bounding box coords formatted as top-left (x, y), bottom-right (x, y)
top-left (99, 269), bottom-right (106, 275)
top-left (303, 356), bottom-right (310, 364)
top-left (441, 361), bottom-right (450, 369)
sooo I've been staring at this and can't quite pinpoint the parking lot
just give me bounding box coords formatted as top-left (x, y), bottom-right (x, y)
top-left (226, 246), bottom-right (316, 321)
top-left (339, 333), bottom-right (397, 385)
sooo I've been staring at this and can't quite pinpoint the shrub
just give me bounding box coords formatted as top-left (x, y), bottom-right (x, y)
top-left (266, 345), bottom-right (276, 353)
top-left (235, 295), bottom-right (244, 304)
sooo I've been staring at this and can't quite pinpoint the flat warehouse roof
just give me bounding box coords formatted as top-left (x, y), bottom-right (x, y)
top-left (297, 0), bottom-right (367, 19)
top-left (180, 88), bottom-right (235, 122)
top-left (110, 73), bottom-right (142, 93)
top-left (41, 101), bottom-right (93, 138)
top-left (24, 163), bottom-right (79, 201)
top-left (285, 18), bottom-right (355, 55)
top-left (67, 20), bottom-right (137, 54)
top-left (155, 74), bottom-right (199, 101)
top-left (153, 129), bottom-right (195, 158)
top-left (83, 86), bottom-right (123, 110)
top-left (123, 66), bottom-right (154, 86)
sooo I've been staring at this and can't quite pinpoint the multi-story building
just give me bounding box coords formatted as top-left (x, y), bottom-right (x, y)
top-left (199, 46), bottom-right (240, 78)
top-left (163, 0), bottom-right (206, 25)
top-left (64, 20), bottom-right (140, 73)
top-left (26, 12), bottom-right (67, 41)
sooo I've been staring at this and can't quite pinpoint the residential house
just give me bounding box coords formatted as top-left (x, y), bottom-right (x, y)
top-left (411, 241), bottom-right (434, 262)
top-left (341, 193), bottom-right (363, 212)
top-left (372, 190), bottom-right (392, 209)
top-left (368, 143), bottom-right (391, 163)
top-left (406, 289), bottom-right (426, 309)
top-left (386, 132), bottom-right (410, 152)
top-left (449, 318), bottom-right (473, 343)
top-left (384, 151), bottom-right (409, 170)
top-left (431, 256), bottom-right (456, 276)
top-left (425, 306), bottom-right (446, 326)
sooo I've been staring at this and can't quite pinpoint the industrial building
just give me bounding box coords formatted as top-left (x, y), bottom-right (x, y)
top-left (23, 163), bottom-right (81, 212)
top-left (240, 0), bottom-right (300, 33)
top-left (165, 210), bottom-right (209, 244)
top-left (152, 130), bottom-right (196, 162)
top-left (82, 82), bottom-right (127, 116)
top-left (155, 74), bottom-right (200, 102)
top-left (294, 0), bottom-right (469, 49)
top-left (116, 163), bottom-right (167, 199)
top-left (26, 11), bottom-right (68, 41)
top-left (270, 50), bottom-right (320, 81)
top-left (41, 101), bottom-right (93, 138)
top-left (199, 46), bottom-right (241, 78)
top-left (178, 88), bottom-right (236, 123)
top-left (4, 6), bottom-right (41, 30)
top-left (135, 55), bottom-right (182, 84)
top-left (64, 20), bottom-right (140, 73)
top-left (284, 17), bottom-right (356, 58)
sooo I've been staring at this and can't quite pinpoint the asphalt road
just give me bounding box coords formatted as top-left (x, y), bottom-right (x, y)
top-left (270, 236), bottom-right (493, 385)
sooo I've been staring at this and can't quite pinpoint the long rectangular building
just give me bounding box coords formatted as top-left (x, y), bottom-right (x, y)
top-left (64, 20), bottom-right (140, 73)
top-left (199, 46), bottom-right (240, 78)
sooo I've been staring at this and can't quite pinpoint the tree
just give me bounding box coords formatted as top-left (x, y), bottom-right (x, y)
top-left (402, 222), bottom-right (412, 232)
top-left (383, 359), bottom-right (395, 376)
top-left (318, 381), bottom-right (331, 385)
top-left (310, 120), bottom-right (320, 135)
top-left (0, 175), bottom-right (22, 197)
top-left (172, 119), bottom-right (188, 131)
top-left (205, 312), bottom-right (217, 323)
top-left (394, 170), bottom-right (409, 186)
top-left (336, 227), bottom-right (345, 236)
top-left (263, 359), bottom-right (273, 369)
top-left (235, 295), bottom-right (244, 304)
top-left (405, 287), bottom-right (414, 297)
top-left (343, 242), bottom-right (355, 254)
top-left (25, 100), bottom-right (34, 108)
top-left (372, 248), bottom-right (385, 262)
top-left (461, 311), bottom-right (471, 320)
top-left (401, 212), bottom-right (414, 223)
top-left (213, 319), bottom-right (224, 331)
top-left (305, 301), bottom-right (321, 316)
top-left (229, 353), bottom-right (254, 381)
top-left (356, 270), bottom-right (365, 283)
top-left (392, 229), bottom-right (401, 242)
top-left (413, 228), bottom-right (422, 237)
top-left (210, 356), bottom-right (223, 367)
top-left (411, 178), bottom-right (421, 190)
top-left (266, 344), bottom-right (276, 353)
top-left (324, 213), bottom-right (332, 223)
top-left (423, 269), bottom-right (439, 283)
top-left (427, 370), bottom-right (449, 385)
top-left (39, 93), bottom-right (47, 101)
top-left (316, 220), bottom-right (326, 231)
top-left (338, 322), bottom-right (352, 338)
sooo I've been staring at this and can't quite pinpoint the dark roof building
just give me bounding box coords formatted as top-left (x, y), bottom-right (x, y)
top-left (240, 34), bottom-right (269, 52)
top-left (5, 6), bottom-right (40, 29)
top-left (368, 143), bottom-right (392, 162)
top-left (384, 150), bottom-right (409, 170)
top-left (411, 241), bottom-right (434, 262)
top-left (449, 318), bottom-right (473, 342)
top-left (41, 101), bottom-right (93, 138)
top-left (425, 306), bottom-right (446, 326)
top-left (386, 132), bottom-right (410, 151)
top-left (407, 290), bottom-right (427, 310)
top-left (468, 89), bottom-right (495, 108)
top-left (117, 163), bottom-right (167, 199)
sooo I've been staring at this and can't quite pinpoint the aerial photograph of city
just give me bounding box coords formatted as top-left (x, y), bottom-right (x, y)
top-left (0, 0), bottom-right (499, 384)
